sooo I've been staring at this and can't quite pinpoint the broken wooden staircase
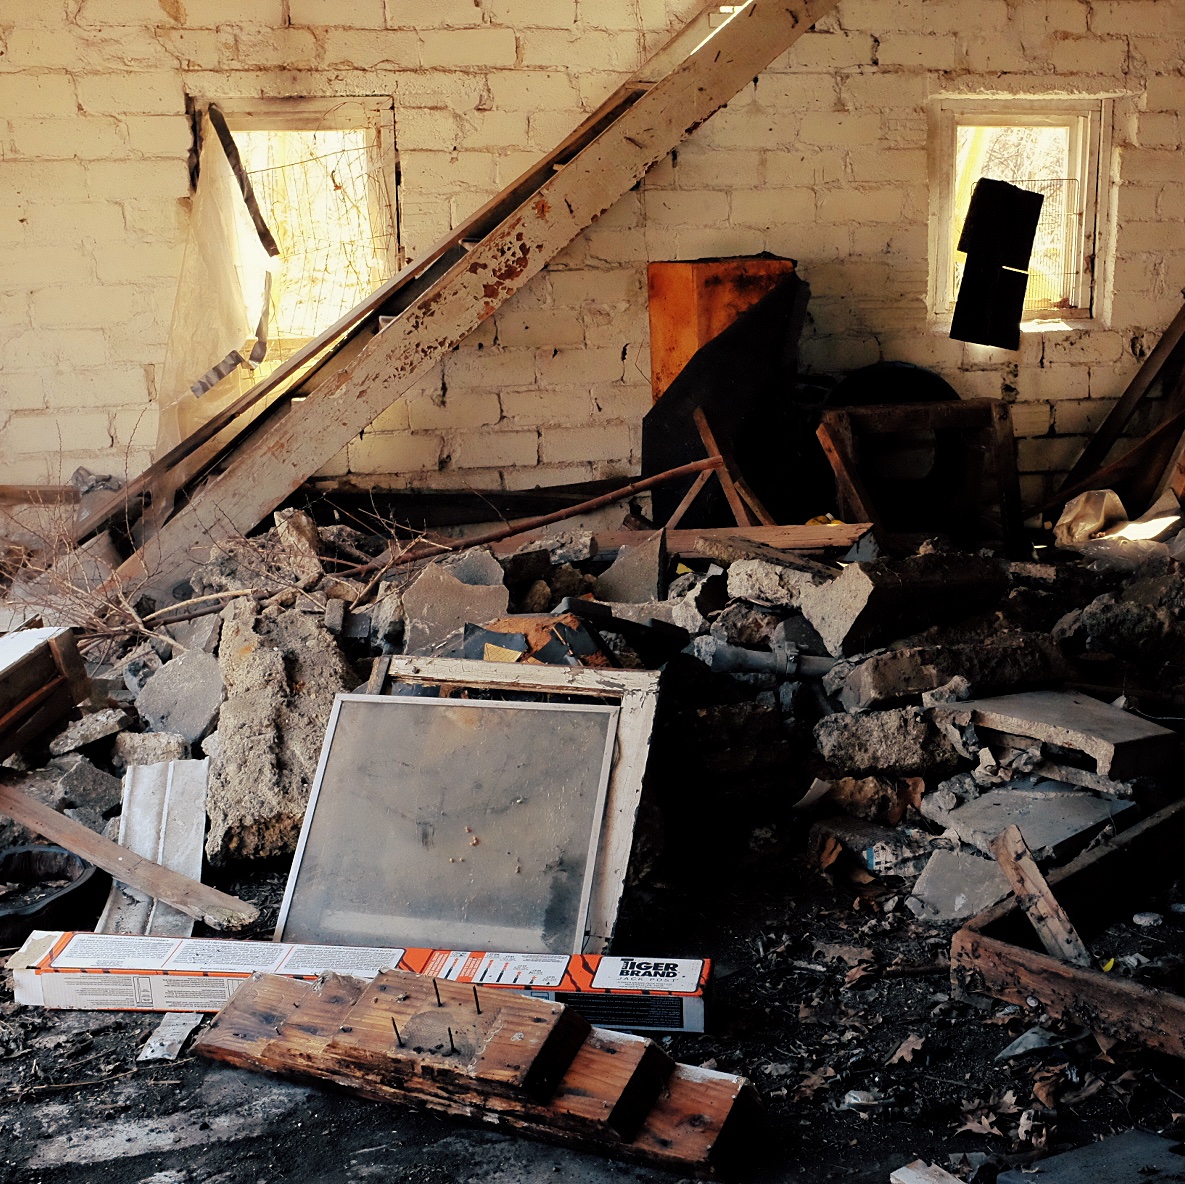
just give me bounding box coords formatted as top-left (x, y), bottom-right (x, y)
top-left (77, 0), bottom-right (839, 601)
top-left (194, 967), bottom-right (762, 1178)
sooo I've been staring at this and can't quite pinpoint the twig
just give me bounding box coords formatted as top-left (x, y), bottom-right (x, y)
top-left (11, 1067), bottom-right (138, 1095)
top-left (141, 588), bottom-right (264, 623)
top-left (343, 457), bottom-right (725, 577)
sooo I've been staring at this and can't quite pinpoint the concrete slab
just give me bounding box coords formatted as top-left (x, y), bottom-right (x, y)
top-left (997, 1129), bottom-right (1185, 1183)
top-left (47, 708), bottom-right (130, 756)
top-left (947, 689), bottom-right (1179, 780)
top-left (944, 781), bottom-right (1138, 859)
top-left (135, 649), bottom-right (225, 744)
top-left (905, 848), bottom-right (1011, 922)
top-left (403, 561), bottom-right (510, 653)
top-left (798, 553), bottom-right (1008, 657)
top-left (595, 531), bottom-right (664, 603)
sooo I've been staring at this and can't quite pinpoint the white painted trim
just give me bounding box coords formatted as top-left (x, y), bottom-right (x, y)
top-left (927, 96), bottom-right (1114, 326)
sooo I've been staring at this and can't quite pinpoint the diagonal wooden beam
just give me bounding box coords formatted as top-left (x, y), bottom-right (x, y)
top-left (108, 0), bottom-right (839, 601)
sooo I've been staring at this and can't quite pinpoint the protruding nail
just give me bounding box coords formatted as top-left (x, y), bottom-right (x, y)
top-left (433, 979), bottom-right (443, 1007)
top-left (472, 985), bottom-right (482, 1015)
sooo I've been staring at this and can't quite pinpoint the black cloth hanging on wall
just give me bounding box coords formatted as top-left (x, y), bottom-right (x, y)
top-left (949, 178), bottom-right (1044, 351)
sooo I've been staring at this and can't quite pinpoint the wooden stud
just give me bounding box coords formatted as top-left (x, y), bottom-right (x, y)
top-left (990, 824), bottom-right (1093, 967)
top-left (0, 775), bottom-right (259, 932)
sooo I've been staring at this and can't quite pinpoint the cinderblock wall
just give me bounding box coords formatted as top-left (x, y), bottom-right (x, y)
top-left (1, 1), bottom-right (1183, 511)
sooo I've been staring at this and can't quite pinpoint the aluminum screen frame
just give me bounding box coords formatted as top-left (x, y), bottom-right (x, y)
top-left (275, 692), bottom-right (621, 954)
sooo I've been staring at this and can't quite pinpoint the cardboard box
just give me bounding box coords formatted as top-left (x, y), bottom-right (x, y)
top-left (8, 932), bottom-right (709, 1033)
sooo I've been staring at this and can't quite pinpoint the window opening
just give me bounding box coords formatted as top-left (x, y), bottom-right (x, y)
top-left (156, 99), bottom-right (400, 460)
top-left (932, 101), bottom-right (1109, 326)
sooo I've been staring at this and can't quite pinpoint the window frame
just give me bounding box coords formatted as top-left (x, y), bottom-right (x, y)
top-left (191, 95), bottom-right (405, 276)
top-left (928, 97), bottom-right (1113, 329)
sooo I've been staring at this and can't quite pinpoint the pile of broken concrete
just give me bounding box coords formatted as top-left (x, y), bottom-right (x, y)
top-left (5, 508), bottom-right (1182, 933)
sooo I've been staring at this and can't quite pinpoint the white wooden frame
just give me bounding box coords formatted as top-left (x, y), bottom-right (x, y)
top-left (359, 657), bottom-right (663, 955)
top-left (928, 98), bottom-right (1113, 326)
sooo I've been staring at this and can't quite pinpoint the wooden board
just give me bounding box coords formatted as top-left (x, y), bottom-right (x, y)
top-left (106, 0), bottom-right (841, 601)
top-left (1056, 299), bottom-right (1185, 496)
top-left (320, 968), bottom-right (590, 1103)
top-left (989, 824), bottom-right (1092, 967)
top-left (0, 775), bottom-right (258, 932)
top-left (818, 400), bottom-right (1023, 554)
top-left (194, 968), bottom-right (756, 1177)
top-left (490, 523), bottom-right (872, 561)
top-left (953, 689), bottom-right (1178, 780)
top-left (0, 628), bottom-right (91, 762)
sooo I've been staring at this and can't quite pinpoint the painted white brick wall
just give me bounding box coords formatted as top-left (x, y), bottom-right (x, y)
top-left (0, 1), bottom-right (1182, 511)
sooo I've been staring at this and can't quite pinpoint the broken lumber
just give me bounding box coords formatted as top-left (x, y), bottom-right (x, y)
top-left (102, 0), bottom-right (841, 602)
top-left (493, 523), bottom-right (872, 562)
top-left (0, 628), bottom-right (91, 763)
top-left (0, 775), bottom-right (258, 932)
top-left (952, 797), bottom-right (1185, 1059)
top-left (1056, 298), bottom-right (1185, 498)
top-left (946, 689), bottom-right (1179, 780)
top-left (196, 968), bottom-right (760, 1177)
top-left (693, 533), bottom-right (838, 579)
top-left (798, 553), bottom-right (1008, 658)
top-left (989, 824), bottom-right (1092, 967)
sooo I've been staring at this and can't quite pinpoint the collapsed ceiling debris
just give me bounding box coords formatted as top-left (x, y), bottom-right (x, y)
top-left (6, 3), bottom-right (1185, 1182)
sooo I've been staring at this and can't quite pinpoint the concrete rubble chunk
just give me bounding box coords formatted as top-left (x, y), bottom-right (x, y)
top-left (710, 602), bottom-right (782, 647)
top-left (166, 612), bottom-right (222, 654)
top-left (114, 731), bottom-right (189, 769)
top-left (441, 545), bottom-right (506, 586)
top-left (135, 649), bottom-right (226, 744)
top-left (518, 528), bottom-right (594, 565)
top-left (814, 706), bottom-right (959, 776)
top-left (798, 553), bottom-right (1008, 658)
top-left (905, 849), bottom-right (1011, 923)
top-left (944, 780), bottom-right (1138, 859)
top-left (370, 584), bottom-right (405, 646)
top-left (402, 557), bottom-right (510, 654)
top-left (46, 752), bottom-right (121, 814)
top-left (113, 643), bottom-right (163, 695)
top-left (273, 508), bottom-right (322, 588)
top-left (836, 634), bottom-right (1068, 712)
top-left (48, 708), bottom-right (131, 756)
top-left (725, 559), bottom-right (822, 608)
top-left (205, 599), bottom-right (356, 864)
top-left (936, 689), bottom-right (1180, 780)
top-left (594, 531), bottom-right (665, 604)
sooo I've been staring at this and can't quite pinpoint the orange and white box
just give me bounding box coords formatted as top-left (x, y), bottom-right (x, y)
top-left (8, 932), bottom-right (709, 1032)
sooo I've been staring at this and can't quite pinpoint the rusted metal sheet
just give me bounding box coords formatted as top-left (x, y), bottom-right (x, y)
top-left (647, 257), bottom-right (798, 400)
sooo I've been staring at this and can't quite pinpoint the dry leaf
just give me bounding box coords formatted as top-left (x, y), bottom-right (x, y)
top-left (1059, 1073), bottom-right (1106, 1107)
top-left (794, 1066), bottom-right (837, 1100)
top-left (814, 942), bottom-right (874, 966)
top-left (886, 1033), bottom-right (926, 1065)
top-left (844, 963), bottom-right (876, 988)
top-left (816, 835), bottom-right (843, 871)
top-left (956, 1112), bottom-right (1002, 1136)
